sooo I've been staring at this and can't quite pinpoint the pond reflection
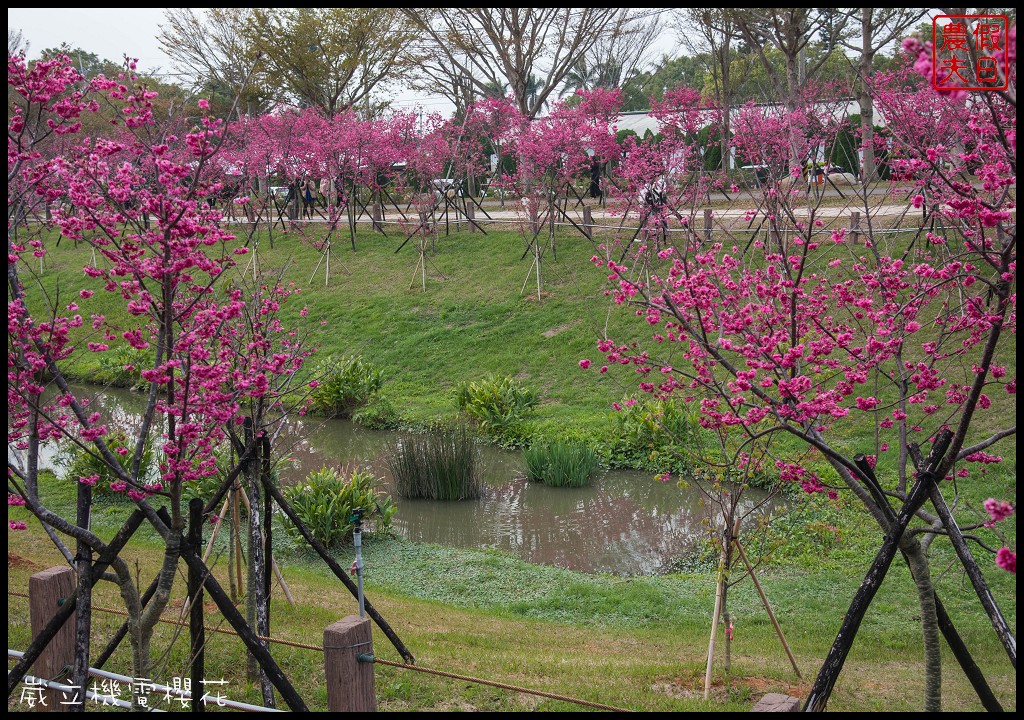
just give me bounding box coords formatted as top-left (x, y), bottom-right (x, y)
top-left (27, 385), bottom-right (775, 576)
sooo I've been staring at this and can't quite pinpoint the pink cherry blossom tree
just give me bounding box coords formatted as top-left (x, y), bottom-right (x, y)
top-left (8, 53), bottom-right (312, 708)
top-left (604, 87), bottom-right (726, 255)
top-left (590, 43), bottom-right (1015, 711)
top-left (502, 89), bottom-right (620, 297)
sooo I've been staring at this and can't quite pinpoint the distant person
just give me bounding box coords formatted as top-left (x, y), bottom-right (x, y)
top-left (286, 178), bottom-right (300, 221)
top-left (589, 157), bottom-right (603, 200)
top-left (301, 178), bottom-right (317, 220)
top-left (320, 177), bottom-right (335, 208)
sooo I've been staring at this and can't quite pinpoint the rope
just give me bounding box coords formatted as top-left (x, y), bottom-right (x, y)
top-left (7, 591), bottom-right (322, 652)
top-left (8, 591), bottom-right (632, 711)
top-left (370, 657), bottom-right (632, 712)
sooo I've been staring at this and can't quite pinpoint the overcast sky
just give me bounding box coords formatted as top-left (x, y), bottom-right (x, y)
top-left (9, 8), bottom-right (175, 74)
top-left (8, 8), bottom-right (680, 116)
top-left (8, 7), bottom-right (454, 113)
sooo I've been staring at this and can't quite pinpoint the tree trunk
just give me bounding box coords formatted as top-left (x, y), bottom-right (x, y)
top-left (903, 539), bottom-right (942, 711)
top-left (72, 482), bottom-right (93, 712)
top-left (803, 470), bottom-right (934, 711)
top-left (786, 54), bottom-right (801, 169)
top-left (859, 8), bottom-right (876, 183)
top-left (718, 40), bottom-right (731, 171)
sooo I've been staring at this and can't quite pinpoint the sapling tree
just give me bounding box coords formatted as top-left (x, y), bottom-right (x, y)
top-left (443, 97), bottom-right (524, 201)
top-left (8, 52), bottom-right (313, 706)
top-left (504, 89), bottom-right (620, 297)
top-left (588, 44), bottom-right (1015, 711)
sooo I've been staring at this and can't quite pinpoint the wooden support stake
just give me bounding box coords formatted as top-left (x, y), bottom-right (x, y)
top-left (324, 616), bottom-right (376, 712)
top-left (235, 484), bottom-right (295, 605)
top-left (263, 475), bottom-right (414, 664)
top-left (466, 204), bottom-right (476, 232)
top-left (202, 496), bottom-right (231, 564)
top-left (733, 539), bottom-right (802, 678)
top-left (704, 208), bottom-right (713, 244)
top-left (850, 211), bottom-right (861, 246)
top-left (704, 547), bottom-right (727, 700)
top-left (29, 566), bottom-right (76, 712)
top-left (180, 547), bottom-right (309, 711)
top-left (583, 205), bottom-right (593, 240)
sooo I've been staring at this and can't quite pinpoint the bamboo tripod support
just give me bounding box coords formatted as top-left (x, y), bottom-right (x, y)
top-left (703, 518), bottom-right (736, 700)
top-left (734, 537), bottom-right (801, 678)
top-left (520, 238), bottom-right (543, 300)
top-left (703, 518), bottom-right (800, 700)
top-left (192, 483), bottom-right (296, 610)
top-left (409, 235), bottom-right (427, 291)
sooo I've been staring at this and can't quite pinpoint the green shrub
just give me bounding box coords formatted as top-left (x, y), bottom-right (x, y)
top-left (352, 395), bottom-right (401, 430)
top-left (96, 344), bottom-right (150, 390)
top-left (282, 467), bottom-right (396, 549)
top-left (523, 440), bottom-right (600, 488)
top-left (454, 374), bottom-right (538, 444)
top-left (386, 426), bottom-right (480, 501)
top-left (604, 396), bottom-right (708, 474)
top-left (309, 355), bottom-right (385, 419)
top-left (58, 429), bottom-right (155, 502)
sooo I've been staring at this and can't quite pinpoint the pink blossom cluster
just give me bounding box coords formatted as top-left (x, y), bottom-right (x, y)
top-left (983, 498), bottom-right (1015, 524)
top-left (995, 548), bottom-right (1016, 573)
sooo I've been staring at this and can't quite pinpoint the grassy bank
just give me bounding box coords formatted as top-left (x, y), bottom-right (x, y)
top-left (39, 225), bottom-right (630, 435)
top-left (10, 222), bottom-right (1016, 711)
top-left (28, 223), bottom-right (1017, 457)
top-left (7, 480), bottom-right (1017, 712)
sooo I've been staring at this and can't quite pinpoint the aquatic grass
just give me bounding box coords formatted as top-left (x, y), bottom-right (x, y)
top-left (387, 425), bottom-right (481, 500)
top-left (523, 439), bottom-right (600, 488)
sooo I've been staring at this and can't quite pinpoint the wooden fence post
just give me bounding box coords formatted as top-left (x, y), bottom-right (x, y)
top-left (850, 211), bottom-right (861, 246)
top-left (29, 566), bottom-right (76, 712)
top-left (583, 205), bottom-right (593, 240)
top-left (324, 616), bottom-right (377, 712)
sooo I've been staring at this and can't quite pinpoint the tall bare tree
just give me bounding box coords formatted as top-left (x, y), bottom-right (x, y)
top-left (675, 9), bottom-right (744, 170)
top-left (562, 11), bottom-right (661, 95)
top-left (402, 9), bottom-right (642, 118)
top-left (842, 8), bottom-right (928, 182)
top-left (250, 8), bottom-right (418, 118)
top-left (736, 8), bottom-right (855, 164)
top-left (8, 28), bottom-right (27, 57)
top-left (404, 49), bottom-right (478, 120)
top-left (158, 8), bottom-right (269, 119)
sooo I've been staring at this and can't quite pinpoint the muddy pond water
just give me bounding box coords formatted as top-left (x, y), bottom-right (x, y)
top-left (28, 385), bottom-right (775, 576)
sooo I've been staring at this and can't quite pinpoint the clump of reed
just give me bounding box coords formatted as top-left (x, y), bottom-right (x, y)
top-left (386, 425), bottom-right (480, 501)
top-left (523, 440), bottom-right (600, 488)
